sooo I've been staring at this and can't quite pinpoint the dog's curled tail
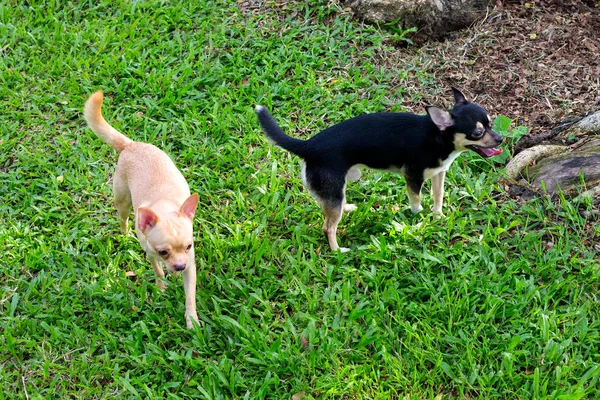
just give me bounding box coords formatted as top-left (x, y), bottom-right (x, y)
top-left (84, 91), bottom-right (133, 153)
top-left (255, 105), bottom-right (308, 158)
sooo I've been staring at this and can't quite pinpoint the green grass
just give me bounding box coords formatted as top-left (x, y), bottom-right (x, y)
top-left (1, 0), bottom-right (599, 398)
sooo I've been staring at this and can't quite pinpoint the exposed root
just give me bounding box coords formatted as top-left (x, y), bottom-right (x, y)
top-left (505, 144), bottom-right (568, 179)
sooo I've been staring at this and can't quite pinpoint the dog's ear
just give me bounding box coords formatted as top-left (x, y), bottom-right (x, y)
top-left (426, 106), bottom-right (454, 131)
top-left (180, 193), bottom-right (199, 220)
top-left (137, 207), bottom-right (159, 233)
top-left (451, 87), bottom-right (468, 104)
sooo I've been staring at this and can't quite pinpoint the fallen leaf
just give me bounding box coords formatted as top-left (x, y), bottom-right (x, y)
top-left (301, 335), bottom-right (308, 350)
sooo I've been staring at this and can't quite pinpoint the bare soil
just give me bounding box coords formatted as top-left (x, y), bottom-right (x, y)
top-left (384, 0), bottom-right (600, 135)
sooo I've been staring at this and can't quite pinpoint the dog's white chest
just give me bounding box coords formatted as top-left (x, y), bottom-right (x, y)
top-left (423, 150), bottom-right (463, 180)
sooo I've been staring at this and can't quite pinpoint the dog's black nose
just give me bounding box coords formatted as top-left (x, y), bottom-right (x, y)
top-left (173, 264), bottom-right (186, 272)
top-left (491, 130), bottom-right (503, 143)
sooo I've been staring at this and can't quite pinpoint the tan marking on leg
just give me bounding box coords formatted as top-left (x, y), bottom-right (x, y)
top-left (431, 170), bottom-right (446, 216)
top-left (407, 186), bottom-right (423, 214)
top-left (322, 203), bottom-right (348, 252)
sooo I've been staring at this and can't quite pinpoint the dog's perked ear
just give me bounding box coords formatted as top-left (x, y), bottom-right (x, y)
top-left (137, 207), bottom-right (160, 234)
top-left (451, 87), bottom-right (468, 104)
top-left (426, 106), bottom-right (454, 131)
top-left (179, 193), bottom-right (199, 220)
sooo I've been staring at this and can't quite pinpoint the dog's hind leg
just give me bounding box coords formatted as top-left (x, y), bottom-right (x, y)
top-left (406, 177), bottom-right (424, 214)
top-left (113, 168), bottom-right (132, 235)
top-left (322, 201), bottom-right (348, 252)
top-left (304, 164), bottom-right (351, 251)
top-left (322, 181), bottom-right (351, 252)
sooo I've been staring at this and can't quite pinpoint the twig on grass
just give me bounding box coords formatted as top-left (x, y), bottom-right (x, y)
top-left (52, 347), bottom-right (87, 363)
top-left (0, 289), bottom-right (17, 305)
top-left (22, 376), bottom-right (29, 400)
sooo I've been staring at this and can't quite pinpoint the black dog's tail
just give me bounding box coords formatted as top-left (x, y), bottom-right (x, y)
top-left (255, 106), bottom-right (309, 158)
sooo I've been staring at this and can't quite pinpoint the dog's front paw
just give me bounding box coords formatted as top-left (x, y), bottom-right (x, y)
top-left (346, 168), bottom-right (362, 181)
top-left (119, 219), bottom-right (130, 235)
top-left (410, 204), bottom-right (424, 214)
top-left (432, 209), bottom-right (445, 218)
top-left (156, 279), bottom-right (168, 292)
top-left (185, 311), bottom-right (199, 329)
top-left (344, 204), bottom-right (358, 212)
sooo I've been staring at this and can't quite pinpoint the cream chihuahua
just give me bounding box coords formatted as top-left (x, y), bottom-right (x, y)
top-left (84, 91), bottom-right (200, 329)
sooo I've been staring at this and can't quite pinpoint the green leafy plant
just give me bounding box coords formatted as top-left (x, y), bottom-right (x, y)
top-left (493, 115), bottom-right (530, 163)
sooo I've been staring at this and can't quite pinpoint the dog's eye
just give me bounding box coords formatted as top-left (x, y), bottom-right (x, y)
top-left (186, 244), bottom-right (193, 252)
top-left (158, 250), bottom-right (169, 257)
top-left (472, 129), bottom-right (484, 139)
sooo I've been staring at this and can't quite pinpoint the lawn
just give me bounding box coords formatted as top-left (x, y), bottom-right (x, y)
top-left (1, 1), bottom-right (599, 398)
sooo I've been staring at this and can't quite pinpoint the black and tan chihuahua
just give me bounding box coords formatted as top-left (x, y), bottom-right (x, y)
top-left (256, 88), bottom-right (503, 252)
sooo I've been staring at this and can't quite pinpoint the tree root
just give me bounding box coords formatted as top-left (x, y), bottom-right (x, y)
top-left (505, 145), bottom-right (569, 179)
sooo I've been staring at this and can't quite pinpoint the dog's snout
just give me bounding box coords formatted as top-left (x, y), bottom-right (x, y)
top-left (173, 263), bottom-right (186, 272)
top-left (489, 129), bottom-right (503, 144)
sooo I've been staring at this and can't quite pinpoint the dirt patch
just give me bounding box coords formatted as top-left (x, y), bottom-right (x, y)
top-left (378, 0), bottom-right (600, 134)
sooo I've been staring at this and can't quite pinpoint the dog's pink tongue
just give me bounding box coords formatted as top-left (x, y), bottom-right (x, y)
top-left (482, 147), bottom-right (503, 157)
